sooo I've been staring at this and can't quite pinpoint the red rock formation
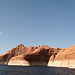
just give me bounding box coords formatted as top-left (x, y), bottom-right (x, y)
top-left (55, 45), bottom-right (75, 60)
top-left (0, 44), bottom-right (27, 65)
top-left (1, 44), bottom-right (74, 68)
top-left (48, 45), bottom-right (75, 68)
top-left (8, 45), bottom-right (60, 66)
top-left (0, 44), bottom-right (61, 66)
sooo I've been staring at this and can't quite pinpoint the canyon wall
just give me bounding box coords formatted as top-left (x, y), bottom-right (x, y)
top-left (0, 44), bottom-right (75, 68)
top-left (0, 44), bottom-right (60, 66)
top-left (48, 45), bottom-right (75, 68)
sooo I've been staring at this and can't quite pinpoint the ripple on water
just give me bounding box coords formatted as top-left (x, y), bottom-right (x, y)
top-left (0, 65), bottom-right (75, 75)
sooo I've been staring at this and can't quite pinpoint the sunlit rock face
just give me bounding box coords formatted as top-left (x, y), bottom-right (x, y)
top-left (8, 54), bottom-right (30, 66)
top-left (0, 44), bottom-right (30, 65)
top-left (1, 44), bottom-right (75, 68)
top-left (0, 44), bottom-right (61, 66)
top-left (48, 45), bottom-right (75, 68)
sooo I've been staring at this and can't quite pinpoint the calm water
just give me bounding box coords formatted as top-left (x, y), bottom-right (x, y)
top-left (0, 65), bottom-right (75, 75)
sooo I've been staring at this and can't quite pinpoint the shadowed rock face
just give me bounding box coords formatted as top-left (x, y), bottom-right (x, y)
top-left (0, 44), bottom-right (61, 66)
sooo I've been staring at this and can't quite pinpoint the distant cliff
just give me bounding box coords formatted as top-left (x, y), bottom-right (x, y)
top-left (0, 44), bottom-right (75, 68)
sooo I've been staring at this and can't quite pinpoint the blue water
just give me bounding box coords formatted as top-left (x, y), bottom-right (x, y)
top-left (0, 65), bottom-right (75, 75)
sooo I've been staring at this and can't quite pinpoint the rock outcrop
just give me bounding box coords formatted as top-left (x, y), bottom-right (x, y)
top-left (8, 45), bottom-right (61, 66)
top-left (48, 45), bottom-right (75, 68)
top-left (1, 44), bottom-right (75, 68)
top-left (0, 44), bottom-right (29, 65)
top-left (0, 44), bottom-right (61, 66)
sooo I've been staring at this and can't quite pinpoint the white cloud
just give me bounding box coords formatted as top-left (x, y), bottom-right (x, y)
top-left (0, 32), bottom-right (2, 35)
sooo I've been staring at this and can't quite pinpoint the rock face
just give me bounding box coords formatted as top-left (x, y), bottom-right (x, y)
top-left (1, 44), bottom-right (75, 68)
top-left (8, 54), bottom-right (30, 66)
top-left (0, 44), bottom-right (61, 66)
top-left (48, 45), bottom-right (75, 68)
top-left (0, 44), bottom-right (33, 65)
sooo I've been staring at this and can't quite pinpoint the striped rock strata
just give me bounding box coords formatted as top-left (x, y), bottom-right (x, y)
top-left (0, 44), bottom-right (35, 65)
top-left (0, 44), bottom-right (61, 66)
top-left (48, 45), bottom-right (75, 68)
top-left (8, 45), bottom-right (61, 66)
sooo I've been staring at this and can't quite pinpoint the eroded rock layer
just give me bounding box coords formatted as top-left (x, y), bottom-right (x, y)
top-left (48, 45), bottom-right (75, 68)
top-left (0, 44), bottom-right (61, 66)
top-left (1, 44), bottom-right (75, 68)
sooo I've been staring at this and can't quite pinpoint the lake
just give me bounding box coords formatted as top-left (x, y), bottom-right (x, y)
top-left (0, 65), bottom-right (75, 75)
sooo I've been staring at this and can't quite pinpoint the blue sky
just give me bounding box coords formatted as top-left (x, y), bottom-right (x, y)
top-left (0, 0), bottom-right (75, 55)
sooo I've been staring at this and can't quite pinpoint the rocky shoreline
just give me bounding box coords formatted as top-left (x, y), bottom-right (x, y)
top-left (0, 44), bottom-right (75, 69)
top-left (48, 60), bottom-right (75, 68)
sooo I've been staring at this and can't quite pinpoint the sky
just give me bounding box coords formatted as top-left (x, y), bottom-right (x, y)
top-left (0, 0), bottom-right (75, 55)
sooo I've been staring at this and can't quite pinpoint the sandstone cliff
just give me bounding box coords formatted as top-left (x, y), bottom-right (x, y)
top-left (48, 45), bottom-right (75, 68)
top-left (0, 44), bottom-right (61, 66)
top-left (1, 44), bottom-right (75, 68)
top-left (0, 44), bottom-right (34, 65)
